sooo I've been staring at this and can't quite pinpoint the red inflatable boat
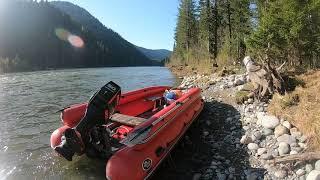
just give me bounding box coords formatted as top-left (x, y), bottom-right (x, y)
top-left (51, 84), bottom-right (204, 180)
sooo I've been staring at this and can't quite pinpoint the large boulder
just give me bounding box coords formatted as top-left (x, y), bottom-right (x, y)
top-left (306, 170), bottom-right (320, 180)
top-left (259, 115), bottom-right (280, 129)
top-left (315, 160), bottom-right (320, 171)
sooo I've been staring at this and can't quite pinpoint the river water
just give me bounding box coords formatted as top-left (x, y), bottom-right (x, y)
top-left (0, 67), bottom-right (175, 180)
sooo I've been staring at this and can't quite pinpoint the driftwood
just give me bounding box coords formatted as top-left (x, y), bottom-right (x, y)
top-left (243, 56), bottom-right (285, 99)
top-left (267, 152), bottom-right (320, 164)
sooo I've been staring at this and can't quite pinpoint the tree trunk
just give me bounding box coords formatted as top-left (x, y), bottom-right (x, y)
top-left (227, 0), bottom-right (232, 59)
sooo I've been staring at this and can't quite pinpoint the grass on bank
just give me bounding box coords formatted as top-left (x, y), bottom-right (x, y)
top-left (268, 70), bottom-right (320, 150)
top-left (235, 83), bottom-right (255, 104)
top-left (166, 50), bottom-right (246, 76)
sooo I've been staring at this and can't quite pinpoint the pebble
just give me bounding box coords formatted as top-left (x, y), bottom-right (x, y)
top-left (220, 84), bottom-right (227, 89)
top-left (229, 167), bottom-right (235, 174)
top-left (246, 173), bottom-right (258, 180)
top-left (277, 134), bottom-right (297, 144)
top-left (192, 173), bottom-right (202, 180)
top-left (291, 147), bottom-right (303, 153)
top-left (290, 127), bottom-right (302, 138)
top-left (252, 131), bottom-right (262, 141)
top-left (296, 169), bottom-right (306, 177)
top-left (299, 143), bottom-right (307, 149)
top-left (261, 153), bottom-right (273, 160)
top-left (243, 126), bottom-right (250, 131)
top-left (237, 85), bottom-right (244, 91)
top-left (278, 142), bottom-right (290, 155)
top-left (240, 135), bottom-right (250, 144)
top-left (247, 98), bottom-right (254, 104)
top-left (234, 79), bottom-right (244, 86)
top-left (260, 115), bottom-right (280, 129)
top-left (257, 148), bottom-right (267, 156)
top-left (290, 150), bottom-right (298, 155)
top-left (274, 125), bottom-right (289, 137)
top-left (217, 173), bottom-right (227, 180)
top-left (263, 128), bottom-right (274, 136)
top-left (272, 149), bottom-right (279, 157)
top-left (227, 82), bottom-right (234, 87)
top-left (299, 135), bottom-right (308, 143)
top-left (315, 160), bottom-right (320, 170)
top-left (257, 107), bottom-right (265, 112)
top-left (292, 131), bottom-right (303, 138)
top-left (282, 121), bottom-right (292, 129)
top-left (306, 170), bottom-right (320, 180)
top-left (274, 170), bottom-right (287, 178)
top-left (203, 131), bottom-right (209, 136)
top-left (248, 143), bottom-right (259, 150)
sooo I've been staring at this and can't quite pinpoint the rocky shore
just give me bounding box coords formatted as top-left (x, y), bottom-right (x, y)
top-left (155, 73), bottom-right (319, 180)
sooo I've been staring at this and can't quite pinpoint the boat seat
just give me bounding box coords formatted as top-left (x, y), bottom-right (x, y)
top-left (145, 96), bottom-right (165, 110)
top-left (110, 113), bottom-right (147, 126)
top-left (145, 96), bottom-right (163, 101)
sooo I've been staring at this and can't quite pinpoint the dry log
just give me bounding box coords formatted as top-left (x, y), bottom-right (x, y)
top-left (267, 152), bottom-right (320, 164)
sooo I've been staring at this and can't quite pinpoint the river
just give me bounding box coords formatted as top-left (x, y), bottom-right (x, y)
top-left (0, 67), bottom-right (176, 180)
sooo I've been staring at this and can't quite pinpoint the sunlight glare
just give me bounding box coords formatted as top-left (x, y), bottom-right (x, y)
top-left (68, 35), bottom-right (84, 48)
top-left (55, 28), bottom-right (84, 48)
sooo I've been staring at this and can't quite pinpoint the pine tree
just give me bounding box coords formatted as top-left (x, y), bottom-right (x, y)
top-left (198, 0), bottom-right (219, 64)
top-left (248, 0), bottom-right (320, 68)
top-left (174, 0), bottom-right (198, 62)
top-left (199, 0), bottom-right (211, 51)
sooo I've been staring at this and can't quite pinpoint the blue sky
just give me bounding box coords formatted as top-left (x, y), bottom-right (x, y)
top-left (53, 0), bottom-right (179, 50)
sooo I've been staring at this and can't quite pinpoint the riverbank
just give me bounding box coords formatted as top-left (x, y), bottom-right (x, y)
top-left (155, 71), bottom-right (319, 180)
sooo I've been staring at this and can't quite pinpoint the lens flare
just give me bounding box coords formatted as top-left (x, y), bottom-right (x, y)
top-left (55, 28), bottom-right (70, 41)
top-left (68, 35), bottom-right (84, 48)
top-left (55, 28), bottom-right (84, 48)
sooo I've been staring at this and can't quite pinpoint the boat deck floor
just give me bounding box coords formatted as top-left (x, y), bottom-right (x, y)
top-left (110, 113), bottom-right (147, 126)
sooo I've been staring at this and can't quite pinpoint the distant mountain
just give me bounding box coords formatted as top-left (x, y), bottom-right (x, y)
top-left (51, 1), bottom-right (161, 65)
top-left (135, 46), bottom-right (172, 62)
top-left (0, 0), bottom-right (156, 73)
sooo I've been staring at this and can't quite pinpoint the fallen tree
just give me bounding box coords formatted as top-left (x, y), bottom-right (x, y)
top-left (267, 152), bottom-right (320, 164)
top-left (243, 56), bottom-right (286, 99)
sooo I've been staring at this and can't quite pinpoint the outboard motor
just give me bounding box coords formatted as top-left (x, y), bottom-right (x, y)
top-left (55, 81), bottom-right (121, 161)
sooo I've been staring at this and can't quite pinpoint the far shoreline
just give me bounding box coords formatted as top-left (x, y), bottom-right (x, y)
top-left (0, 65), bottom-right (164, 76)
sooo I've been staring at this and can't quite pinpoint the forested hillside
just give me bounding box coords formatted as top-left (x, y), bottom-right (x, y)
top-left (135, 46), bottom-right (172, 62)
top-left (170, 0), bottom-right (320, 72)
top-left (0, 0), bottom-right (155, 74)
top-left (51, 1), bottom-right (161, 66)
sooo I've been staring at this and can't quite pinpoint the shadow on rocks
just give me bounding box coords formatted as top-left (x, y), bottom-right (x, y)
top-left (152, 100), bottom-right (266, 180)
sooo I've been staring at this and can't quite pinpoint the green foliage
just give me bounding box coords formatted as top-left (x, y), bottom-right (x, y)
top-left (171, 0), bottom-right (320, 72)
top-left (235, 90), bottom-right (249, 104)
top-left (171, 0), bottom-right (252, 70)
top-left (174, 0), bottom-right (198, 60)
top-left (247, 0), bottom-right (320, 68)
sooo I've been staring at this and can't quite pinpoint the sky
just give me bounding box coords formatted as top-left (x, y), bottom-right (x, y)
top-left (52, 0), bottom-right (179, 50)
